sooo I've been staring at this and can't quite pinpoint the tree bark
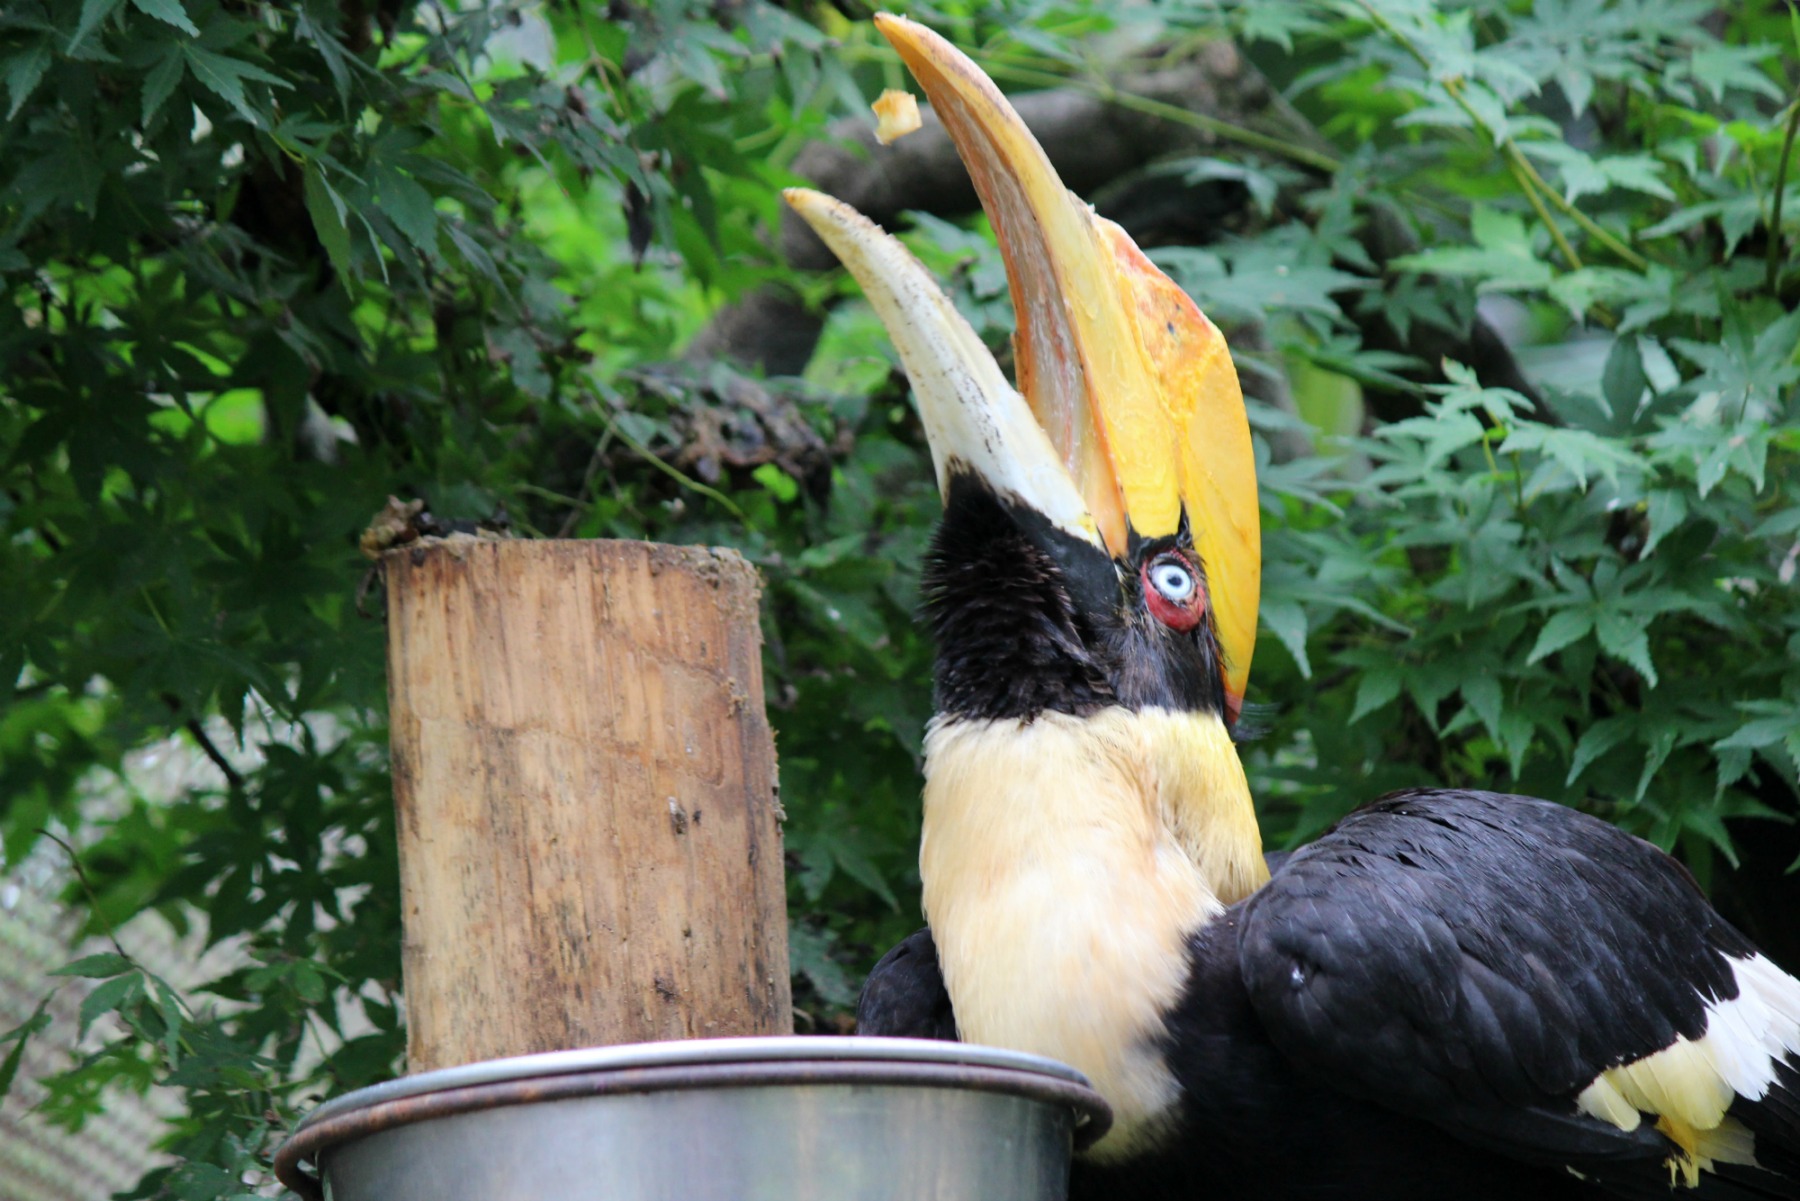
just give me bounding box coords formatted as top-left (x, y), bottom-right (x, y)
top-left (385, 539), bottom-right (789, 1072)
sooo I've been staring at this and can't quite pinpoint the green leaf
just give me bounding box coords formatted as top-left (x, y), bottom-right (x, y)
top-left (182, 44), bottom-right (290, 125)
top-left (303, 162), bottom-right (355, 286)
top-left (78, 971), bottom-right (144, 1037)
top-left (167, 1162), bottom-right (237, 1201)
top-left (1594, 611), bottom-right (1657, 686)
top-left (294, 6), bottom-right (357, 104)
top-left (375, 166), bottom-right (438, 255)
top-left (67, 0), bottom-right (124, 52)
top-left (1687, 43), bottom-right (1784, 103)
top-left (1539, 144), bottom-right (1607, 203)
top-left (1677, 800), bottom-right (1740, 866)
top-left (1499, 425), bottom-right (1641, 490)
top-left (141, 46), bottom-right (184, 123)
top-left (1374, 409), bottom-right (1487, 470)
top-left (1498, 709), bottom-right (1535, 778)
top-left (52, 951), bottom-right (133, 977)
top-left (1527, 144), bottom-right (1676, 204)
top-left (1600, 336), bottom-right (1647, 419)
top-left (1591, 155), bottom-right (1674, 201)
top-left (1260, 599), bottom-right (1310, 678)
top-left (787, 924), bottom-right (856, 1007)
top-left (0, 997), bottom-right (53, 1103)
top-left (4, 42), bottom-right (52, 120)
top-left (1351, 664), bottom-right (1402, 723)
top-left (151, 977), bottom-right (184, 1062)
top-left (1716, 713), bottom-right (1800, 754)
top-left (1461, 674), bottom-right (1502, 739)
top-left (1154, 239), bottom-right (1365, 326)
top-left (1177, 158), bottom-right (1286, 217)
top-left (787, 580), bottom-right (889, 652)
top-left (1391, 207), bottom-right (1553, 293)
top-left (1715, 745), bottom-right (1755, 796)
top-left (668, 38), bottom-right (727, 100)
top-left (830, 837), bottom-right (899, 912)
top-left (753, 463), bottom-right (798, 503)
top-left (1568, 717), bottom-right (1632, 786)
top-left (1239, 3), bottom-right (1325, 50)
top-left (1527, 609), bottom-right (1592, 663)
top-left (291, 960), bottom-right (327, 1004)
top-left (1547, 267), bottom-right (1652, 324)
top-left (1642, 490), bottom-right (1687, 557)
top-left (1404, 661), bottom-right (1463, 733)
top-left (128, 0), bottom-right (198, 35)
top-left (1634, 726), bottom-right (1677, 802)
top-left (1554, 66), bottom-right (1593, 120)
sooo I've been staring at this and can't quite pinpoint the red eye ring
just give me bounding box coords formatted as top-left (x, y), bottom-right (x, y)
top-left (1142, 551), bottom-right (1205, 632)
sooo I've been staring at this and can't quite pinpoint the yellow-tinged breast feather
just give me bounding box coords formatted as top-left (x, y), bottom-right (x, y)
top-left (919, 706), bottom-right (1262, 1157)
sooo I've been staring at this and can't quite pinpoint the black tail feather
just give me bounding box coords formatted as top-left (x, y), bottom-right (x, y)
top-left (1741, 1057), bottom-right (1800, 1178)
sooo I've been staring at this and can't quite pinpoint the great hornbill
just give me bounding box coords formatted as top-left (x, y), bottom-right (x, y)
top-left (785, 15), bottom-right (1800, 1201)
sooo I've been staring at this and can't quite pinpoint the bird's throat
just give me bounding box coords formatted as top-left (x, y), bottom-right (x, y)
top-left (918, 706), bottom-right (1265, 1155)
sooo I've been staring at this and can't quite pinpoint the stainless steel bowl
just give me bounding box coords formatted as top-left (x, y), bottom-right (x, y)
top-left (275, 1036), bottom-right (1111, 1201)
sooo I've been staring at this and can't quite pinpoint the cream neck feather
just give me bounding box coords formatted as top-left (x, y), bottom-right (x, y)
top-left (919, 706), bottom-right (1265, 1157)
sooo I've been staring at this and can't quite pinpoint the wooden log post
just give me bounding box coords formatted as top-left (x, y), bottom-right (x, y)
top-left (383, 540), bottom-right (790, 1073)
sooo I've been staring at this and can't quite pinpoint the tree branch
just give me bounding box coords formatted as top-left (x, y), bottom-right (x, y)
top-left (41, 830), bottom-right (132, 963)
top-left (160, 692), bottom-right (246, 791)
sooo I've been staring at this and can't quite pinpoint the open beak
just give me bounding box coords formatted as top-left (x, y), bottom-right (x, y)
top-left (785, 14), bottom-right (1259, 722)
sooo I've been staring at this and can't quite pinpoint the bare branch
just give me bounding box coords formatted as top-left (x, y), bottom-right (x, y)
top-left (41, 830), bottom-right (132, 963)
top-left (185, 718), bottom-right (246, 792)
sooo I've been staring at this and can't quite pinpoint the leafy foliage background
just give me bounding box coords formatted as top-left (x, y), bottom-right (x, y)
top-left (1, 0), bottom-right (1796, 1194)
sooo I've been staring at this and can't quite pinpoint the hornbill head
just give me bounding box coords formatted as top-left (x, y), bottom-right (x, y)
top-left (787, 15), bottom-right (1258, 734)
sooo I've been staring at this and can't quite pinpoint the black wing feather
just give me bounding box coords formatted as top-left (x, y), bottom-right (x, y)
top-left (1239, 789), bottom-right (1754, 1174)
top-left (856, 927), bottom-right (957, 1041)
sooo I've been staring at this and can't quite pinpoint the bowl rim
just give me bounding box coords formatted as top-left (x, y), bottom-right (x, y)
top-left (296, 1035), bottom-right (1101, 1131)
